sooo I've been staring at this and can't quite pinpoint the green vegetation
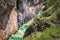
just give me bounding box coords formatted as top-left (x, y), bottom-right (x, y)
top-left (24, 0), bottom-right (60, 40)
top-left (24, 26), bottom-right (60, 40)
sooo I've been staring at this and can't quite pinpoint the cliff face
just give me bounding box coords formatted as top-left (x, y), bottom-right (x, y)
top-left (0, 0), bottom-right (17, 40)
top-left (0, 0), bottom-right (16, 18)
top-left (0, 0), bottom-right (45, 40)
top-left (0, 0), bottom-right (16, 29)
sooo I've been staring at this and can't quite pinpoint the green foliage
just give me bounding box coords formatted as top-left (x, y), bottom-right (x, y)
top-left (40, 27), bottom-right (60, 40)
top-left (24, 26), bottom-right (60, 40)
top-left (24, 0), bottom-right (60, 40)
top-left (45, 0), bottom-right (57, 9)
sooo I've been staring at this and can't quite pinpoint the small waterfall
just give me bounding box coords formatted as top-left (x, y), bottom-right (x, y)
top-left (16, 0), bottom-right (44, 27)
top-left (19, 0), bottom-right (37, 23)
